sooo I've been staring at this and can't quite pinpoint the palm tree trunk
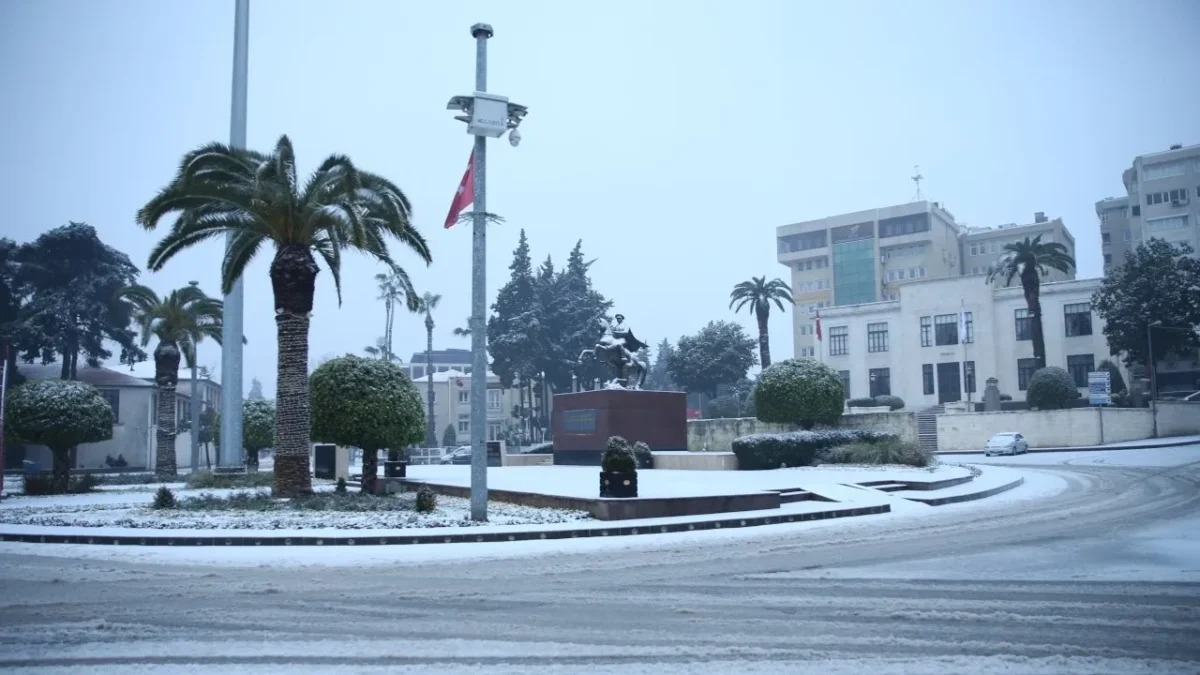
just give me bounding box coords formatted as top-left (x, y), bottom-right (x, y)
top-left (153, 342), bottom-right (181, 477)
top-left (270, 245), bottom-right (318, 498)
top-left (360, 446), bottom-right (378, 495)
top-left (756, 309), bottom-right (771, 369)
top-left (1022, 269), bottom-right (1046, 368)
top-left (425, 321), bottom-right (436, 447)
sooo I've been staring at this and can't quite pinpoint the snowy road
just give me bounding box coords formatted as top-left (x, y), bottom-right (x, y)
top-left (1, 448), bottom-right (1198, 674)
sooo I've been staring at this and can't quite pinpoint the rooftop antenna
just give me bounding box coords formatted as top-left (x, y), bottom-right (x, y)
top-left (911, 165), bottom-right (924, 202)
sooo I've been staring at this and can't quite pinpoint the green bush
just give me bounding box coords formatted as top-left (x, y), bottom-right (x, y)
top-left (999, 393), bottom-right (1013, 401)
top-left (872, 395), bottom-right (905, 411)
top-left (1098, 359), bottom-right (1127, 394)
top-left (1026, 367), bottom-right (1077, 410)
top-left (152, 485), bottom-right (178, 509)
top-left (527, 441), bottom-right (553, 454)
top-left (94, 473), bottom-right (162, 486)
top-left (817, 439), bottom-right (932, 468)
top-left (69, 473), bottom-right (99, 494)
top-left (631, 441), bottom-right (653, 469)
top-left (601, 436), bottom-right (637, 473)
top-left (335, 477), bottom-right (347, 493)
top-left (754, 359), bottom-right (845, 430)
top-left (706, 396), bottom-right (744, 419)
top-left (186, 471), bottom-right (273, 490)
top-left (846, 397), bottom-right (876, 408)
top-left (415, 485), bottom-right (438, 513)
top-left (24, 473), bottom-right (99, 496)
top-left (732, 430), bottom-right (897, 470)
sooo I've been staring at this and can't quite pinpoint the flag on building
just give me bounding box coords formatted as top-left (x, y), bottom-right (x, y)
top-left (444, 151), bottom-right (475, 229)
top-left (815, 310), bottom-right (823, 341)
top-left (958, 300), bottom-right (969, 343)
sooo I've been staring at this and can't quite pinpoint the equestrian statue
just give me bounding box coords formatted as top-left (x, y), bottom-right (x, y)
top-left (579, 313), bottom-right (650, 389)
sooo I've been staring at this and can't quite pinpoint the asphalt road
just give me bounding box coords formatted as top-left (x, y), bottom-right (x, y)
top-left (1, 452), bottom-right (1198, 675)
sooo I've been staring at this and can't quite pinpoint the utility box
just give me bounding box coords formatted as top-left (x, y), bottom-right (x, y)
top-left (468, 92), bottom-right (510, 137)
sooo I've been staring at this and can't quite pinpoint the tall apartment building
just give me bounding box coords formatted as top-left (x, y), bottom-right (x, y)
top-left (778, 201), bottom-right (1075, 359)
top-left (1097, 142), bottom-right (1200, 273)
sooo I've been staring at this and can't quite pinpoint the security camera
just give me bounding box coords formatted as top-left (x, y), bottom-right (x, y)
top-left (508, 128), bottom-right (521, 147)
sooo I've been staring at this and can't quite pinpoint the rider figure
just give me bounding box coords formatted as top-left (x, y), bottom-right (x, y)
top-left (600, 314), bottom-right (637, 365)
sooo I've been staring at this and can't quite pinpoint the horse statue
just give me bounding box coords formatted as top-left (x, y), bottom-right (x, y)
top-left (579, 313), bottom-right (650, 389)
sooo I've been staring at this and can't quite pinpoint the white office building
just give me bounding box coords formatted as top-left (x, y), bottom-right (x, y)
top-left (811, 275), bottom-right (1121, 407)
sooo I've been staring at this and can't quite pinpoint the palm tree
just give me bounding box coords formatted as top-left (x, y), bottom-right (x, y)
top-left (985, 234), bottom-right (1075, 368)
top-left (137, 135), bottom-right (431, 496)
top-left (729, 276), bottom-right (794, 369)
top-left (363, 336), bottom-right (400, 361)
top-left (418, 292), bottom-right (442, 447)
top-left (375, 271), bottom-right (416, 362)
top-left (452, 318), bottom-right (472, 339)
top-left (120, 284), bottom-right (226, 477)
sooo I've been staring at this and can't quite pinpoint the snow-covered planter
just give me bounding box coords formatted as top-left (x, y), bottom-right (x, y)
top-left (731, 429), bottom-right (897, 471)
top-left (5, 379), bottom-right (114, 493)
top-left (847, 406), bottom-right (891, 414)
top-left (600, 436), bottom-right (638, 498)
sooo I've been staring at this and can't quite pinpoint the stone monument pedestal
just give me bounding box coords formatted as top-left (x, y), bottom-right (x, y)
top-left (550, 390), bottom-right (687, 465)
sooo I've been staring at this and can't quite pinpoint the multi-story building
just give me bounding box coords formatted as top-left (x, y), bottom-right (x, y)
top-left (405, 348), bottom-right (473, 380)
top-left (779, 201), bottom-right (1075, 360)
top-left (410, 368), bottom-right (521, 444)
top-left (1098, 143), bottom-right (1200, 273)
top-left (812, 275), bottom-right (1119, 406)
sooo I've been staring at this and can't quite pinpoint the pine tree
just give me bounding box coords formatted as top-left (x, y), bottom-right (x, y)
top-left (488, 231), bottom-right (543, 442)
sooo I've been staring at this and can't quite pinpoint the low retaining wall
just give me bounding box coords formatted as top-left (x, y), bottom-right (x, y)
top-left (502, 453), bottom-right (553, 467)
top-left (688, 412), bottom-right (919, 452)
top-left (934, 405), bottom-right (1200, 451)
top-left (652, 452), bottom-right (738, 471)
top-left (400, 478), bottom-right (779, 521)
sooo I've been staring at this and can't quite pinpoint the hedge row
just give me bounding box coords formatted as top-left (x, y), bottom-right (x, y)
top-left (731, 429), bottom-right (897, 470)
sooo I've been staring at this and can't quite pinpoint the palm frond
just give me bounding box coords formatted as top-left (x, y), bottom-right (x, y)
top-left (220, 231), bottom-right (267, 296)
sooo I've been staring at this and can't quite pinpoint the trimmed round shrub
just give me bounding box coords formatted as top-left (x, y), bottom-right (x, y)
top-left (1026, 366), bottom-right (1077, 410)
top-left (754, 359), bottom-right (844, 430)
top-left (817, 439), bottom-right (933, 468)
top-left (732, 430), bottom-right (896, 470)
top-left (5, 379), bottom-right (114, 493)
top-left (310, 355), bottom-right (425, 494)
top-left (846, 397), bottom-right (876, 408)
top-left (601, 436), bottom-right (637, 473)
top-left (415, 485), bottom-right (438, 513)
top-left (872, 395), bottom-right (905, 410)
top-left (631, 441), bottom-right (653, 469)
top-left (999, 393), bottom-right (1013, 401)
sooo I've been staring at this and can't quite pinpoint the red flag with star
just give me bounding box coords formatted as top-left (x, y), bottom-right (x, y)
top-left (815, 310), bottom-right (823, 341)
top-left (444, 151), bottom-right (475, 229)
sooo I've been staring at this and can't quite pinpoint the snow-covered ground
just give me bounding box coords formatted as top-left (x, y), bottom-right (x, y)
top-left (952, 444), bottom-right (1200, 467)
top-left (405, 462), bottom-right (969, 499)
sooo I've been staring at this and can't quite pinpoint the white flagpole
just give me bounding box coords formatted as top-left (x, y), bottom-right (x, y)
top-left (960, 300), bottom-right (970, 402)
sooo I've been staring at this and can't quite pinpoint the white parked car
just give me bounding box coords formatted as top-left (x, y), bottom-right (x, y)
top-left (438, 445), bottom-right (473, 465)
top-left (984, 432), bottom-right (1029, 457)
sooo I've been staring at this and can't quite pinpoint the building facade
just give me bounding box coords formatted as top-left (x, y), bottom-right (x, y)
top-left (779, 201), bottom-right (1076, 360)
top-left (410, 369), bottom-right (521, 444)
top-left (810, 276), bottom-right (1118, 407)
top-left (405, 348), bottom-right (474, 380)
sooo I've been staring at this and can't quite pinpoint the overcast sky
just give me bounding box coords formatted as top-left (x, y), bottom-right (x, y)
top-left (2, 0), bottom-right (1197, 397)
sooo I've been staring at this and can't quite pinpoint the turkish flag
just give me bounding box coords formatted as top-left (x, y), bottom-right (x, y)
top-left (815, 310), bottom-right (822, 341)
top-left (444, 151), bottom-right (475, 229)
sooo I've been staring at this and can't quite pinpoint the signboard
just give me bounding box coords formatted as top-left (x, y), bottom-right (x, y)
top-left (1088, 371), bottom-right (1111, 406)
top-left (313, 444), bottom-right (337, 480)
top-left (831, 221), bottom-right (875, 244)
top-left (562, 409), bottom-right (597, 433)
top-left (485, 441), bottom-right (504, 467)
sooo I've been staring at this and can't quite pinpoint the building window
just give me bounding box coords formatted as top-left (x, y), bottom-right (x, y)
top-left (1101, 232), bottom-right (1110, 244)
top-left (832, 239), bottom-right (877, 306)
top-left (922, 364), bottom-right (935, 395)
top-left (1015, 308), bottom-right (1032, 341)
top-left (98, 388), bottom-right (120, 423)
top-left (1146, 215), bottom-right (1189, 232)
top-left (779, 230), bottom-right (828, 253)
top-left (934, 314), bottom-right (959, 346)
top-left (920, 316), bottom-right (932, 347)
top-left (1099, 211), bottom-right (1109, 225)
top-left (458, 390), bottom-right (469, 403)
top-left (963, 361), bottom-right (976, 393)
top-left (867, 322), bottom-right (889, 353)
top-left (1064, 302), bottom-right (1092, 337)
top-left (487, 389), bottom-right (502, 410)
top-left (1141, 160), bottom-right (1187, 181)
top-left (1067, 354), bottom-right (1095, 388)
top-left (963, 311), bottom-right (974, 344)
top-left (458, 419), bottom-right (470, 434)
top-left (1017, 358), bottom-right (1040, 391)
top-left (868, 368), bottom-right (891, 397)
top-left (1123, 229), bottom-right (1132, 242)
top-left (828, 326), bottom-right (849, 356)
top-left (879, 212), bottom-right (931, 238)
top-left (487, 423), bottom-right (502, 442)
top-left (838, 370), bottom-right (851, 399)
top-left (1131, 205), bottom-right (1141, 217)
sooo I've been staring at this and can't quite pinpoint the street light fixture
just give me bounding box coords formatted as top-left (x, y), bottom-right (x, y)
top-left (446, 22), bottom-right (529, 523)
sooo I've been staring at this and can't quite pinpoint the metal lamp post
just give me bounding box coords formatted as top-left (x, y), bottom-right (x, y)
top-left (189, 281), bottom-right (202, 471)
top-left (446, 23), bottom-right (528, 522)
top-left (219, 0), bottom-right (249, 468)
